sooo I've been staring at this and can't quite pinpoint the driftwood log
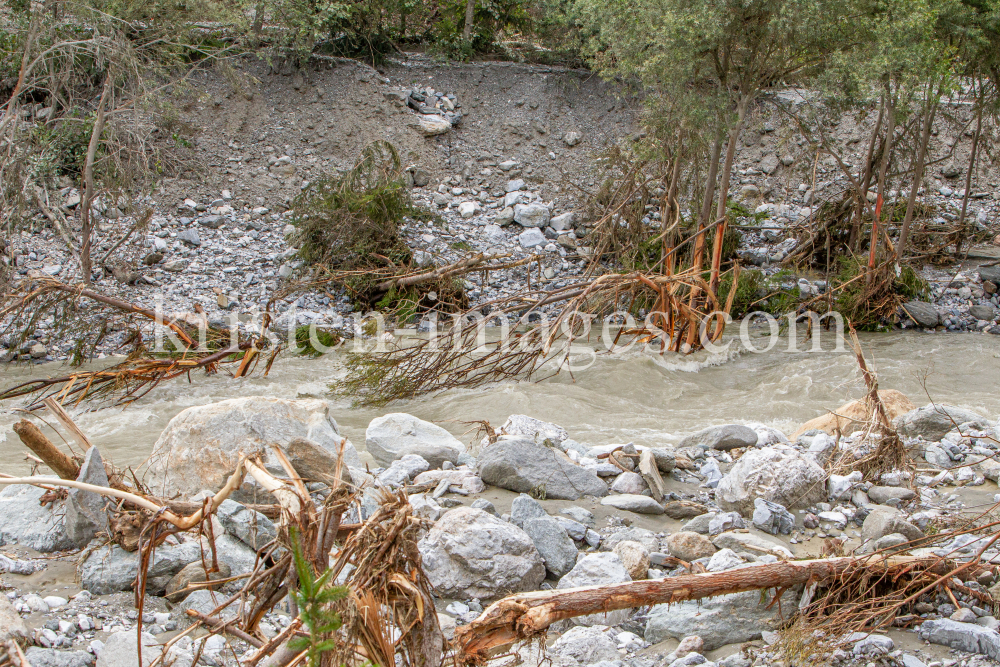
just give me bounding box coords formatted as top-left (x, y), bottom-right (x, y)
top-left (12, 419), bottom-right (79, 479)
top-left (454, 555), bottom-right (941, 665)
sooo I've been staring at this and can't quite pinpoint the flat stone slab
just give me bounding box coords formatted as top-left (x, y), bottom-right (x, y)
top-left (601, 494), bottom-right (664, 514)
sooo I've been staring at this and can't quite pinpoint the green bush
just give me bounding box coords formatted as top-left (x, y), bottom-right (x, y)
top-left (291, 141), bottom-right (418, 269)
top-left (29, 117), bottom-right (94, 182)
top-left (289, 141), bottom-right (434, 306)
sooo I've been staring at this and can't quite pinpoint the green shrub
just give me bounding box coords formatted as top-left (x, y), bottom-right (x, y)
top-left (289, 141), bottom-right (436, 306)
top-left (293, 325), bottom-right (342, 356)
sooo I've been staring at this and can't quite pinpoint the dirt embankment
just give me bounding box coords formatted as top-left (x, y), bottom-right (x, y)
top-left (159, 54), bottom-right (637, 211)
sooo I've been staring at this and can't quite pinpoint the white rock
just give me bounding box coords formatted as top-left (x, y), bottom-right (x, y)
top-left (366, 413), bottom-right (465, 468)
top-left (41, 596), bottom-right (67, 609)
top-left (550, 211), bottom-right (575, 231)
top-left (146, 397), bottom-right (360, 500)
top-left (828, 471), bottom-right (862, 501)
top-left (706, 548), bottom-right (745, 572)
top-left (513, 203), bottom-right (550, 228)
top-left (518, 228), bottom-right (546, 248)
top-left (416, 115), bottom-right (451, 136)
top-left (499, 415), bottom-right (568, 445)
top-left (458, 201), bottom-right (480, 218)
top-left (716, 445), bottom-right (826, 515)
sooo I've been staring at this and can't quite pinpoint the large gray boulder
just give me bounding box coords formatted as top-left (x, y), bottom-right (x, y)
top-left (365, 413), bottom-right (465, 467)
top-left (79, 534), bottom-right (255, 596)
top-left (666, 531), bottom-right (716, 561)
top-left (679, 424), bottom-right (758, 450)
top-left (166, 561), bottom-right (231, 603)
top-left (478, 439), bottom-right (607, 500)
top-left (510, 493), bottom-right (546, 528)
top-left (146, 397), bottom-right (360, 499)
top-left (65, 447), bottom-right (110, 547)
top-left (978, 264), bottom-right (1000, 285)
top-left (919, 619), bottom-right (1000, 659)
top-left (716, 445), bottom-right (826, 515)
top-left (216, 499), bottom-right (277, 550)
top-left (418, 508), bottom-right (545, 600)
top-left (557, 553), bottom-right (633, 626)
top-left (523, 516), bottom-right (579, 578)
top-left (79, 542), bottom-right (202, 595)
top-left (645, 589), bottom-right (800, 650)
top-left (551, 626), bottom-right (620, 664)
top-left (901, 301), bottom-right (940, 328)
top-left (862, 507), bottom-right (924, 545)
top-left (169, 589), bottom-right (240, 627)
top-left (96, 630), bottom-right (161, 667)
top-left (712, 531), bottom-right (793, 559)
top-left (895, 404), bottom-right (987, 441)
top-left (0, 483), bottom-right (75, 552)
top-left (752, 498), bottom-right (795, 535)
top-left (513, 203), bottom-right (550, 228)
top-left (601, 526), bottom-right (659, 553)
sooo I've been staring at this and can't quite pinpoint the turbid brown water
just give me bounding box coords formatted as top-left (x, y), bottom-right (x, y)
top-left (1, 331), bottom-right (998, 476)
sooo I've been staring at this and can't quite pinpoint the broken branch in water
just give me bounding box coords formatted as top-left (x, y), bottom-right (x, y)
top-left (336, 266), bottom-right (732, 406)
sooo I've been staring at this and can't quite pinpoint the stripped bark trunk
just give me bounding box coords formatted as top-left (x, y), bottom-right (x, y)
top-left (869, 90), bottom-right (895, 283)
top-left (897, 84), bottom-right (941, 259)
top-left (709, 97), bottom-right (748, 294)
top-left (454, 555), bottom-right (939, 665)
top-left (955, 101), bottom-right (982, 255)
top-left (79, 78), bottom-right (112, 285)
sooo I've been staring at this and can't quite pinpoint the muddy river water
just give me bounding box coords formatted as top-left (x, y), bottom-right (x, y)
top-left (2, 331), bottom-right (998, 476)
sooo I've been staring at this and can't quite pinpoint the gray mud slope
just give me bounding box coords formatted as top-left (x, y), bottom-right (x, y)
top-left (163, 55), bottom-right (637, 210)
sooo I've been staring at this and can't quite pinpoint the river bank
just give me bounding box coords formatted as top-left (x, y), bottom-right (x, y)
top-left (3, 54), bottom-right (1000, 365)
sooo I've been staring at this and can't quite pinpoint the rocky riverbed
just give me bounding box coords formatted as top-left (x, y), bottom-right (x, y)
top-left (2, 393), bottom-right (1000, 666)
top-left (4, 54), bottom-right (1000, 363)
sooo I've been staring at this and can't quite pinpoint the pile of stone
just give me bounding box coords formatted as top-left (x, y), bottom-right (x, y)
top-left (384, 86), bottom-right (463, 136)
top-left (3, 392), bottom-right (1000, 665)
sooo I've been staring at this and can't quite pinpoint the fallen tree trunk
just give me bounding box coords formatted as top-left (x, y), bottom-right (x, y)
top-left (454, 555), bottom-right (941, 665)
